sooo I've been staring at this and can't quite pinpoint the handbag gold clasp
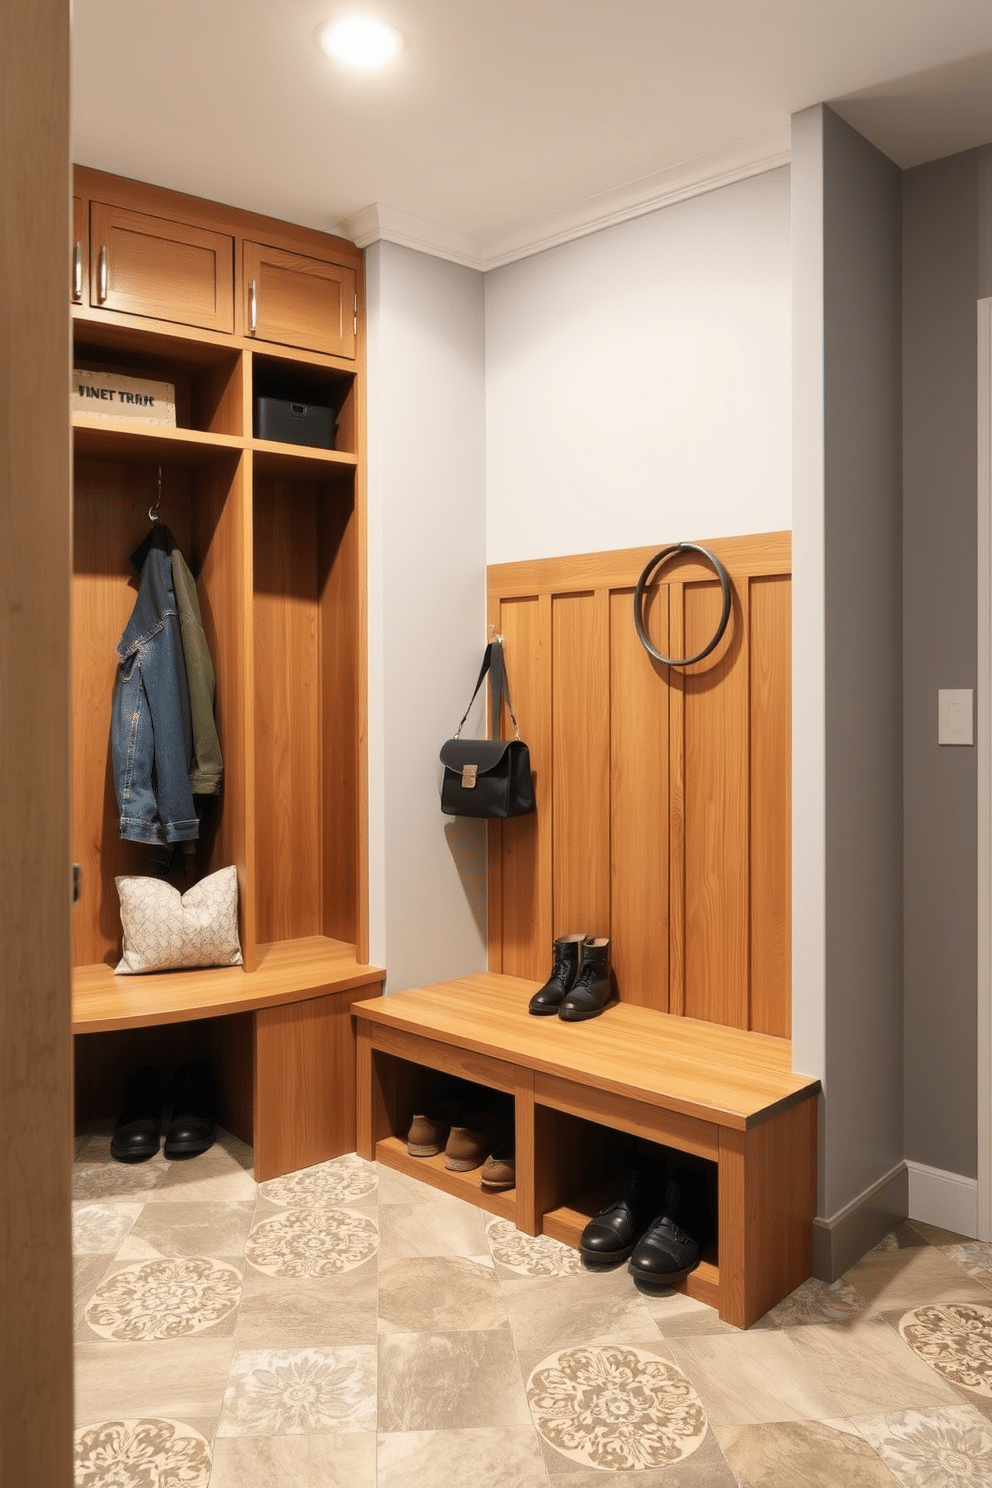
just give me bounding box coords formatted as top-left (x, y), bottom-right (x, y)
top-left (461, 763), bottom-right (478, 788)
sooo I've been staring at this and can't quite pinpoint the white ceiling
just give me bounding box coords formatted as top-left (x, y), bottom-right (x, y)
top-left (71, 1), bottom-right (992, 267)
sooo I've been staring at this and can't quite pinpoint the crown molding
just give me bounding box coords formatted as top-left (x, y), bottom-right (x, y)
top-left (335, 125), bottom-right (791, 271)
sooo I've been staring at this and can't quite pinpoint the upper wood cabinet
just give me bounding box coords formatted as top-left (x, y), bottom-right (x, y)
top-left (243, 241), bottom-right (357, 359)
top-left (89, 201), bottom-right (235, 333)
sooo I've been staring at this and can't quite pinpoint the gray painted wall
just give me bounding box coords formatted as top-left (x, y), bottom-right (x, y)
top-left (903, 145), bottom-right (992, 1179)
top-left (365, 241), bottom-right (488, 992)
top-left (793, 105), bottom-right (905, 1229)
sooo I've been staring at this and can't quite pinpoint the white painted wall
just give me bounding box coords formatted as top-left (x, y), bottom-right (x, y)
top-left (365, 240), bottom-right (489, 992)
top-left (484, 167), bottom-right (792, 564)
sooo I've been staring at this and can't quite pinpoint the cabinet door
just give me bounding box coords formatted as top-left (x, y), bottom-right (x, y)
top-left (244, 241), bottom-right (356, 359)
top-left (89, 201), bottom-right (234, 333)
top-left (72, 195), bottom-right (87, 304)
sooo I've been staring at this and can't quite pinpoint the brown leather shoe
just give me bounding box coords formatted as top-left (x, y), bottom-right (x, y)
top-left (406, 1101), bottom-right (459, 1156)
top-left (480, 1147), bottom-right (515, 1191)
top-left (444, 1112), bottom-right (510, 1172)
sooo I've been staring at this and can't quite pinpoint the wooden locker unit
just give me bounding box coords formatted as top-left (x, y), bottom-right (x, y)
top-left (70, 166), bottom-right (381, 1179)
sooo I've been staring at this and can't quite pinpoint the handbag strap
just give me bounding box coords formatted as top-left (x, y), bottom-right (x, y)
top-left (453, 640), bottom-right (521, 740)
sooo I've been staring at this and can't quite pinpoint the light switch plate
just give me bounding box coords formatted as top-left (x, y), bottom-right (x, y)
top-left (938, 688), bottom-right (974, 746)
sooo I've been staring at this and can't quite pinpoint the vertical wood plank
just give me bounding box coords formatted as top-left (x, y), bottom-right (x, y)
top-left (668, 587), bottom-right (686, 1014)
top-left (514, 1068), bottom-right (538, 1235)
top-left (553, 591), bottom-right (611, 937)
top-left (320, 479), bottom-right (359, 947)
top-left (683, 581), bottom-right (749, 1028)
top-left (610, 588), bottom-right (670, 1010)
top-left (253, 480), bottom-right (321, 943)
top-left (750, 576), bottom-right (792, 1036)
top-left (496, 595), bottom-right (553, 979)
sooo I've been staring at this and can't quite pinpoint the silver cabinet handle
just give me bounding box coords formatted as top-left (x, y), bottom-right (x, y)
top-left (98, 244), bottom-right (107, 302)
top-left (248, 278), bottom-right (257, 333)
top-left (72, 242), bottom-right (82, 301)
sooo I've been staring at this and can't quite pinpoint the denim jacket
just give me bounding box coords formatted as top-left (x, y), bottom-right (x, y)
top-left (112, 525), bottom-right (199, 847)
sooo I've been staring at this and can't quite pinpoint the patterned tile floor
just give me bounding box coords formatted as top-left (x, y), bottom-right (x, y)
top-left (73, 1124), bottom-right (992, 1487)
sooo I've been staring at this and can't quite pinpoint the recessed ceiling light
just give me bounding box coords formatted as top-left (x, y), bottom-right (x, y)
top-left (318, 16), bottom-right (403, 69)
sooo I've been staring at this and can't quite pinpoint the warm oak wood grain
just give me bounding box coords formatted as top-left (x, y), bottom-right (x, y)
top-left (2, 8), bottom-right (74, 1480)
top-left (750, 576), bottom-right (792, 1036)
top-left (488, 532), bottom-right (792, 1036)
top-left (244, 240), bottom-right (356, 359)
top-left (354, 974), bottom-right (819, 1324)
top-left (90, 200), bottom-right (234, 333)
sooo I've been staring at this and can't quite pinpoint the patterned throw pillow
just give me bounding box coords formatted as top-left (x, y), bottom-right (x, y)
top-left (114, 865), bottom-right (243, 974)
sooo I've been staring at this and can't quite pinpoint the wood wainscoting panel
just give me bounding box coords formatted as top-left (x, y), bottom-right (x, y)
top-left (552, 591), bottom-right (611, 939)
top-left (488, 592), bottom-right (552, 979)
top-left (681, 577), bottom-right (749, 1029)
top-left (487, 533), bottom-right (791, 1035)
top-left (749, 575), bottom-right (792, 1037)
top-left (610, 588), bottom-right (670, 1009)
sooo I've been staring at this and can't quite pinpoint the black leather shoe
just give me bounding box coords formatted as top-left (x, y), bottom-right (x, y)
top-left (110, 1066), bottom-right (162, 1163)
top-left (164, 1062), bottom-right (216, 1160)
top-left (528, 933), bottom-right (586, 1015)
top-left (558, 938), bottom-right (614, 1021)
top-left (579, 1168), bottom-right (656, 1266)
top-left (629, 1173), bottom-right (711, 1289)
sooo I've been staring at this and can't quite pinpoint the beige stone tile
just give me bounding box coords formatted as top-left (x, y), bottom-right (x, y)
top-left (257, 1152), bottom-right (378, 1209)
top-left (116, 1199), bottom-right (255, 1259)
top-left (907, 1219), bottom-right (974, 1247)
top-left (72, 1200), bottom-right (144, 1255)
top-left (844, 1243), bottom-right (992, 1312)
top-left (500, 1268), bottom-right (658, 1357)
top-left (73, 1254), bottom-right (114, 1327)
top-left (666, 1330), bottom-right (845, 1428)
top-left (153, 1131), bottom-right (256, 1202)
top-left (942, 1241), bottom-right (992, 1287)
top-left (76, 1254), bottom-right (244, 1343)
top-left (74, 1335), bottom-right (236, 1421)
top-left (209, 1430), bottom-right (376, 1487)
top-left (753, 1275), bottom-right (877, 1330)
top-left (378, 1329), bottom-right (531, 1432)
top-left (378, 1188), bottom-right (488, 1260)
top-left (72, 1154), bottom-right (167, 1204)
top-left (217, 1344), bottom-right (376, 1436)
top-left (378, 1256), bottom-right (508, 1334)
top-left (718, 1418), bottom-right (901, 1487)
top-left (640, 1289), bottom-right (737, 1337)
top-left (855, 1404), bottom-right (992, 1487)
top-left (377, 1425), bottom-right (550, 1488)
top-left (543, 1424), bottom-right (737, 1487)
top-left (235, 1264), bottom-right (379, 1348)
top-left (788, 1317), bottom-right (962, 1414)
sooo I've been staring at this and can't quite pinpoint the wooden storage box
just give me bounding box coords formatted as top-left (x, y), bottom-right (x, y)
top-left (72, 367), bottom-right (176, 425)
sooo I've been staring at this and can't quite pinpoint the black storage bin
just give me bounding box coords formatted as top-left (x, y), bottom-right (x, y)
top-left (254, 396), bottom-right (336, 450)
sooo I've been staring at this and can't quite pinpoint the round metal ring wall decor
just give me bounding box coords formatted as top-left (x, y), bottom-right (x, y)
top-left (633, 542), bottom-right (732, 668)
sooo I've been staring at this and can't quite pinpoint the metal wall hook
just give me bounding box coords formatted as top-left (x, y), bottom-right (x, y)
top-left (149, 465), bottom-right (162, 523)
top-left (487, 622), bottom-right (504, 644)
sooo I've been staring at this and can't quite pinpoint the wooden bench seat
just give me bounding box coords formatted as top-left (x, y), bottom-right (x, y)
top-left (73, 936), bottom-right (384, 1180)
top-left (354, 972), bottom-right (819, 1328)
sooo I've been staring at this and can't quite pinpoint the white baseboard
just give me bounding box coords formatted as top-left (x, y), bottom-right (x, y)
top-left (907, 1160), bottom-right (978, 1239)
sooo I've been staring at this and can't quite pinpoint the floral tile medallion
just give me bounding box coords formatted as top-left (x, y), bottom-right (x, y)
top-left (944, 1243), bottom-right (992, 1288)
top-left (900, 1303), bottom-right (992, 1397)
top-left (259, 1153), bottom-right (378, 1208)
top-left (217, 1345), bottom-right (376, 1436)
top-left (858, 1405), bottom-right (992, 1488)
top-left (74, 1417), bottom-right (211, 1486)
top-left (245, 1206), bottom-right (378, 1277)
top-left (486, 1219), bottom-right (584, 1277)
top-left (73, 1161), bottom-right (164, 1203)
top-left (527, 1343), bottom-right (707, 1470)
top-left (84, 1257), bottom-right (242, 1341)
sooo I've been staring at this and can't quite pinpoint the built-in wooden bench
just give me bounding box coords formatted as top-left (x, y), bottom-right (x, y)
top-left (354, 972), bottom-right (819, 1329)
top-left (74, 937), bottom-right (384, 1181)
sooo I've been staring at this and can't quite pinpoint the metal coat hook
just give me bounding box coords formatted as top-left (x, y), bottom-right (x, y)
top-left (149, 465), bottom-right (162, 524)
top-left (487, 623), bottom-right (504, 644)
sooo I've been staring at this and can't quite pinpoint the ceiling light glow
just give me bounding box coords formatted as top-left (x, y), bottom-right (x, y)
top-left (318, 16), bottom-right (403, 69)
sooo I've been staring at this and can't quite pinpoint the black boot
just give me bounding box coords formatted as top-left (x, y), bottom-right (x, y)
top-left (579, 1165), bottom-right (658, 1266)
top-left (528, 933), bottom-right (586, 1015)
top-left (558, 938), bottom-right (613, 1021)
top-left (164, 1061), bottom-right (216, 1160)
top-left (110, 1066), bottom-right (162, 1163)
top-left (628, 1169), bottom-right (712, 1289)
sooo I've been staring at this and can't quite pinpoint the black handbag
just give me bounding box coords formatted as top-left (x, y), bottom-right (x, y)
top-left (440, 640), bottom-right (536, 818)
